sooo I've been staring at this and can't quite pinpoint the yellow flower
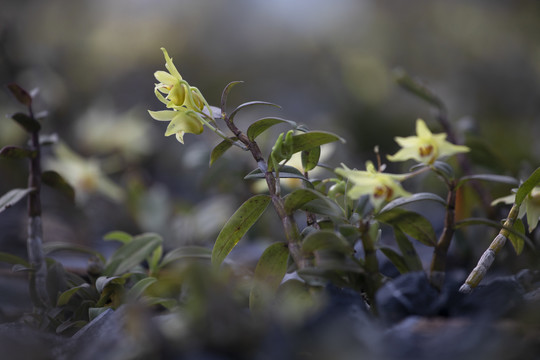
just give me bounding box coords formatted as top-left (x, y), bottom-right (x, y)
top-left (149, 47), bottom-right (213, 143)
top-left (335, 161), bottom-right (411, 209)
top-left (387, 119), bottom-right (469, 165)
top-left (492, 186), bottom-right (540, 232)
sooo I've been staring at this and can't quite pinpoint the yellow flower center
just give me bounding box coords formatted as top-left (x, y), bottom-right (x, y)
top-left (418, 144), bottom-right (434, 157)
top-left (374, 185), bottom-right (394, 201)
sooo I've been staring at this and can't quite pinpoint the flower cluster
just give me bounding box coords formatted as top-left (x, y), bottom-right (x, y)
top-left (387, 119), bottom-right (469, 165)
top-left (148, 48), bottom-right (213, 143)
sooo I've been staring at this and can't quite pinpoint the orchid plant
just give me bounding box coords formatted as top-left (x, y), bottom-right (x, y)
top-left (1, 48), bottom-right (540, 336)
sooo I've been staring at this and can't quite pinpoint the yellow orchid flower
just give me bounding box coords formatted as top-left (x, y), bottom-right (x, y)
top-left (492, 186), bottom-right (540, 232)
top-left (387, 119), bottom-right (469, 165)
top-left (335, 161), bottom-right (411, 209)
top-left (149, 47), bottom-right (213, 143)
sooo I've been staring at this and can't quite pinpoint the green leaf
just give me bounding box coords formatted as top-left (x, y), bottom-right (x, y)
top-left (56, 320), bottom-right (87, 335)
top-left (284, 188), bottom-right (325, 215)
top-left (212, 195), bottom-right (271, 266)
top-left (95, 275), bottom-right (127, 293)
top-left (508, 219), bottom-right (525, 255)
top-left (301, 146), bottom-right (321, 172)
top-left (249, 242), bottom-right (289, 312)
top-left (147, 246), bottom-right (162, 275)
top-left (516, 167), bottom-right (540, 206)
top-left (376, 208), bottom-right (436, 247)
top-left (7, 83), bottom-right (32, 106)
top-left (10, 112), bottom-right (41, 133)
top-left (41, 170), bottom-right (75, 202)
top-left (379, 247), bottom-right (409, 274)
top-left (125, 277), bottom-right (157, 300)
top-left (220, 81), bottom-right (243, 112)
top-left (0, 188), bottom-right (34, 214)
top-left (302, 230), bottom-right (353, 254)
top-left (43, 242), bottom-right (106, 264)
top-left (291, 131), bottom-right (345, 153)
top-left (0, 251), bottom-right (30, 267)
top-left (380, 192), bottom-right (447, 213)
top-left (457, 174), bottom-right (519, 188)
top-left (57, 283), bottom-right (91, 307)
top-left (103, 231), bottom-right (133, 244)
top-left (300, 198), bottom-right (345, 220)
top-left (104, 233), bottom-right (162, 276)
top-left (244, 165), bottom-right (308, 181)
top-left (454, 217), bottom-right (534, 251)
top-left (247, 117), bottom-right (297, 141)
top-left (210, 138), bottom-right (236, 166)
top-left (0, 146), bottom-right (36, 159)
top-left (431, 161), bottom-right (454, 180)
top-left (89, 307), bottom-right (110, 321)
top-left (229, 101), bottom-right (281, 122)
top-left (160, 246), bottom-right (212, 268)
top-left (393, 228), bottom-right (423, 271)
top-left (393, 68), bottom-right (445, 111)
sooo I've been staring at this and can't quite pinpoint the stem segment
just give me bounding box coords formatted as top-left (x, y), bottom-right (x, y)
top-left (429, 180), bottom-right (456, 290)
top-left (27, 108), bottom-right (49, 308)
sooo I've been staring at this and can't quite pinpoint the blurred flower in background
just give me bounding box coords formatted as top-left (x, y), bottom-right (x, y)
top-left (45, 143), bottom-right (125, 204)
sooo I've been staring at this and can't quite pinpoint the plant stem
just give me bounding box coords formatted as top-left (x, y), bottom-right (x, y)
top-left (459, 203), bottom-right (520, 293)
top-left (27, 108), bottom-right (49, 308)
top-left (222, 116), bottom-right (307, 269)
top-left (359, 219), bottom-right (380, 303)
top-left (429, 179), bottom-right (456, 290)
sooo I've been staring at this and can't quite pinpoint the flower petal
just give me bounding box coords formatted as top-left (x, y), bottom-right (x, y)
top-left (415, 119), bottom-right (433, 139)
top-left (148, 110), bottom-right (176, 121)
top-left (164, 111), bottom-right (204, 137)
top-left (154, 71), bottom-right (178, 85)
top-left (161, 47), bottom-right (183, 81)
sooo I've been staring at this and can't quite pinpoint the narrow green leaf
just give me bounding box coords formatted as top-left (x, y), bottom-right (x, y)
top-left (454, 217), bottom-right (534, 251)
top-left (212, 195), bottom-right (271, 266)
top-left (516, 167), bottom-right (540, 206)
top-left (249, 242), bottom-right (289, 312)
top-left (160, 246), bottom-right (212, 268)
top-left (41, 170), bottom-right (75, 202)
top-left (220, 81), bottom-right (244, 112)
top-left (244, 165), bottom-right (308, 181)
top-left (104, 233), bottom-right (162, 276)
top-left (0, 146), bottom-right (36, 159)
top-left (210, 138), bottom-right (235, 166)
top-left (89, 307), bottom-right (110, 321)
top-left (379, 247), bottom-right (409, 274)
top-left (431, 161), bottom-right (454, 180)
top-left (229, 101), bottom-right (281, 122)
top-left (247, 117), bottom-right (297, 141)
top-left (56, 320), bottom-right (86, 335)
top-left (95, 275), bottom-right (127, 293)
top-left (301, 146), bottom-right (321, 172)
top-left (291, 131), bottom-right (345, 153)
top-left (103, 231), bottom-right (133, 244)
top-left (147, 246), bottom-right (162, 275)
top-left (457, 174), bottom-right (519, 188)
top-left (0, 188), bottom-right (34, 214)
top-left (43, 242), bottom-right (106, 264)
top-left (284, 188), bottom-right (324, 215)
top-left (302, 230), bottom-right (353, 254)
top-left (57, 283), bottom-right (90, 307)
top-left (508, 219), bottom-right (525, 255)
top-left (380, 192), bottom-right (447, 213)
top-left (393, 68), bottom-right (445, 111)
top-left (300, 198), bottom-right (345, 220)
top-left (125, 277), bottom-right (157, 300)
top-left (376, 208), bottom-right (436, 247)
top-left (11, 112), bottom-right (41, 133)
top-left (393, 228), bottom-right (423, 271)
top-left (7, 83), bottom-right (32, 106)
top-left (0, 251), bottom-right (30, 267)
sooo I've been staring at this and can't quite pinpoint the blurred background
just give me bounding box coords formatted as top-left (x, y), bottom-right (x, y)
top-left (1, 0), bottom-right (539, 267)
